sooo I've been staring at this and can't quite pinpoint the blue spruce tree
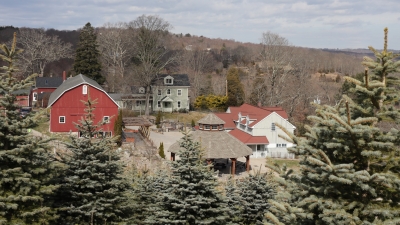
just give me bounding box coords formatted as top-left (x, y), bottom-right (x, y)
top-left (0, 33), bottom-right (61, 224)
top-left (149, 134), bottom-right (230, 224)
top-left (268, 28), bottom-right (400, 224)
top-left (55, 97), bottom-right (130, 224)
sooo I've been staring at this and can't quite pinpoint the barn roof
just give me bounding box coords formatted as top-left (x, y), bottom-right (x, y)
top-left (47, 74), bottom-right (119, 108)
top-left (168, 131), bottom-right (252, 159)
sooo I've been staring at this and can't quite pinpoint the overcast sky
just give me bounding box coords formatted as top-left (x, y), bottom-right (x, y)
top-left (1, 0), bottom-right (400, 49)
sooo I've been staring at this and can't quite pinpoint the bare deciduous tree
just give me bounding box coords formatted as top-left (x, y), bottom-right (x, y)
top-left (179, 49), bottom-right (216, 100)
top-left (128, 15), bottom-right (175, 116)
top-left (97, 22), bottom-right (134, 93)
top-left (16, 28), bottom-right (73, 77)
top-left (258, 31), bottom-right (294, 106)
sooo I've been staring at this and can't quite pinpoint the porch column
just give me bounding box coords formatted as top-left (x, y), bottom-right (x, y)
top-left (245, 155), bottom-right (250, 172)
top-left (171, 152), bottom-right (176, 161)
top-left (230, 158), bottom-right (237, 176)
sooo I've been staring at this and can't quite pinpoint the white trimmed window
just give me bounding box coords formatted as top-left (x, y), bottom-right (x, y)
top-left (83, 85), bottom-right (88, 94)
top-left (177, 101), bottom-right (181, 108)
top-left (33, 92), bottom-right (37, 101)
top-left (205, 125), bottom-right (210, 130)
top-left (157, 101), bottom-right (161, 108)
top-left (103, 116), bottom-right (110, 123)
top-left (212, 125), bottom-right (218, 130)
top-left (165, 78), bottom-right (172, 84)
top-left (177, 89), bottom-right (182, 96)
top-left (167, 89), bottom-right (171, 95)
top-left (271, 123), bottom-right (275, 131)
top-left (59, 116), bottom-right (65, 123)
top-left (158, 89), bottom-right (161, 95)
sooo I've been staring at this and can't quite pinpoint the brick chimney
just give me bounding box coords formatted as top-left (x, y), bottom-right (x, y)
top-left (257, 101), bottom-right (261, 107)
top-left (62, 71), bottom-right (66, 81)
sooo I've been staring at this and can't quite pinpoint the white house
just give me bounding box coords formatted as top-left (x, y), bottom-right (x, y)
top-left (215, 103), bottom-right (296, 158)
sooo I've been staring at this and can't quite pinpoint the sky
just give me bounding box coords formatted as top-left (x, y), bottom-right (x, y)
top-left (1, 0), bottom-right (400, 49)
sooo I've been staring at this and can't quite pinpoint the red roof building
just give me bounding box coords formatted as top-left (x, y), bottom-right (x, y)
top-left (215, 103), bottom-right (295, 158)
top-left (47, 74), bottom-right (119, 136)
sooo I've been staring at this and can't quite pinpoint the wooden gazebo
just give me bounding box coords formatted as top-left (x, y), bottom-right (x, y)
top-left (168, 113), bottom-right (253, 175)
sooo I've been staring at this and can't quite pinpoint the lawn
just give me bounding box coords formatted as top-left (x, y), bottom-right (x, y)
top-left (266, 157), bottom-right (300, 172)
top-left (160, 111), bottom-right (208, 124)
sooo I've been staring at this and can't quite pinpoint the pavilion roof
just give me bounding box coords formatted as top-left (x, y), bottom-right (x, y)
top-left (168, 130), bottom-right (252, 159)
top-left (197, 113), bottom-right (225, 125)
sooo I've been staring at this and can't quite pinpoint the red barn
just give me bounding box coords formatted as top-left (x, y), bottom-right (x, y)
top-left (48, 74), bottom-right (119, 136)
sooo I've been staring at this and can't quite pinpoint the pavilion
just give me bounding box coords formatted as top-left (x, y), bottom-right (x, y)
top-left (168, 113), bottom-right (253, 175)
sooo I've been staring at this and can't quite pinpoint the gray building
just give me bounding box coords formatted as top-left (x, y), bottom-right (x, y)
top-left (123, 74), bottom-right (190, 113)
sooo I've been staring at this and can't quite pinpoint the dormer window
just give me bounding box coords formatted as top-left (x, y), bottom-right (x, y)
top-left (82, 85), bottom-right (88, 95)
top-left (164, 75), bottom-right (174, 85)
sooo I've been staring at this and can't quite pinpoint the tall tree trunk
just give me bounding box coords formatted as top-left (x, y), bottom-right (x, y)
top-left (145, 85), bottom-right (151, 116)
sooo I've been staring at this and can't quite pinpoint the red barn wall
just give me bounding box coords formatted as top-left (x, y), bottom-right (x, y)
top-left (16, 96), bottom-right (29, 107)
top-left (50, 84), bottom-right (118, 134)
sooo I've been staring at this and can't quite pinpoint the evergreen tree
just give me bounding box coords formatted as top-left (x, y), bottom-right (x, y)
top-left (236, 172), bottom-right (276, 225)
top-left (55, 97), bottom-right (130, 224)
top-left (155, 110), bottom-right (162, 128)
top-left (224, 177), bottom-right (243, 224)
top-left (128, 169), bottom-right (167, 224)
top-left (74, 22), bottom-right (104, 84)
top-left (158, 142), bottom-right (165, 159)
top-left (0, 33), bottom-right (60, 224)
top-left (226, 67), bottom-right (245, 106)
top-left (270, 28), bottom-right (400, 224)
top-left (149, 134), bottom-right (230, 224)
top-left (113, 109), bottom-right (123, 146)
top-left (249, 74), bottom-right (268, 106)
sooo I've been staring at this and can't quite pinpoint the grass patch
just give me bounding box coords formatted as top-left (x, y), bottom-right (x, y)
top-left (160, 111), bottom-right (208, 124)
top-left (266, 157), bottom-right (300, 172)
top-left (31, 112), bottom-right (51, 135)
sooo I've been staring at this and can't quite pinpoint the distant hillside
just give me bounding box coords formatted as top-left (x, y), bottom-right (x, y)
top-left (320, 48), bottom-right (400, 59)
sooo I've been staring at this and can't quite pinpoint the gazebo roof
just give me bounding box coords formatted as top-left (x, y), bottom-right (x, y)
top-left (197, 113), bottom-right (225, 125)
top-left (168, 130), bottom-right (252, 158)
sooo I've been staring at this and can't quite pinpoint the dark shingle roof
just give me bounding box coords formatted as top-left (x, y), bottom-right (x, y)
top-left (35, 77), bottom-right (63, 88)
top-left (130, 86), bottom-right (147, 94)
top-left (48, 74), bottom-right (114, 107)
top-left (12, 88), bottom-right (31, 95)
top-left (152, 74), bottom-right (190, 87)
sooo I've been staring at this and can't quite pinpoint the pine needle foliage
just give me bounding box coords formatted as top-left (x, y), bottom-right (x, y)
top-left (0, 33), bottom-right (61, 224)
top-left (55, 97), bottom-right (130, 224)
top-left (235, 172), bottom-right (276, 225)
top-left (128, 169), bottom-right (168, 224)
top-left (149, 134), bottom-right (230, 224)
top-left (268, 28), bottom-right (400, 224)
top-left (74, 22), bottom-right (104, 84)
